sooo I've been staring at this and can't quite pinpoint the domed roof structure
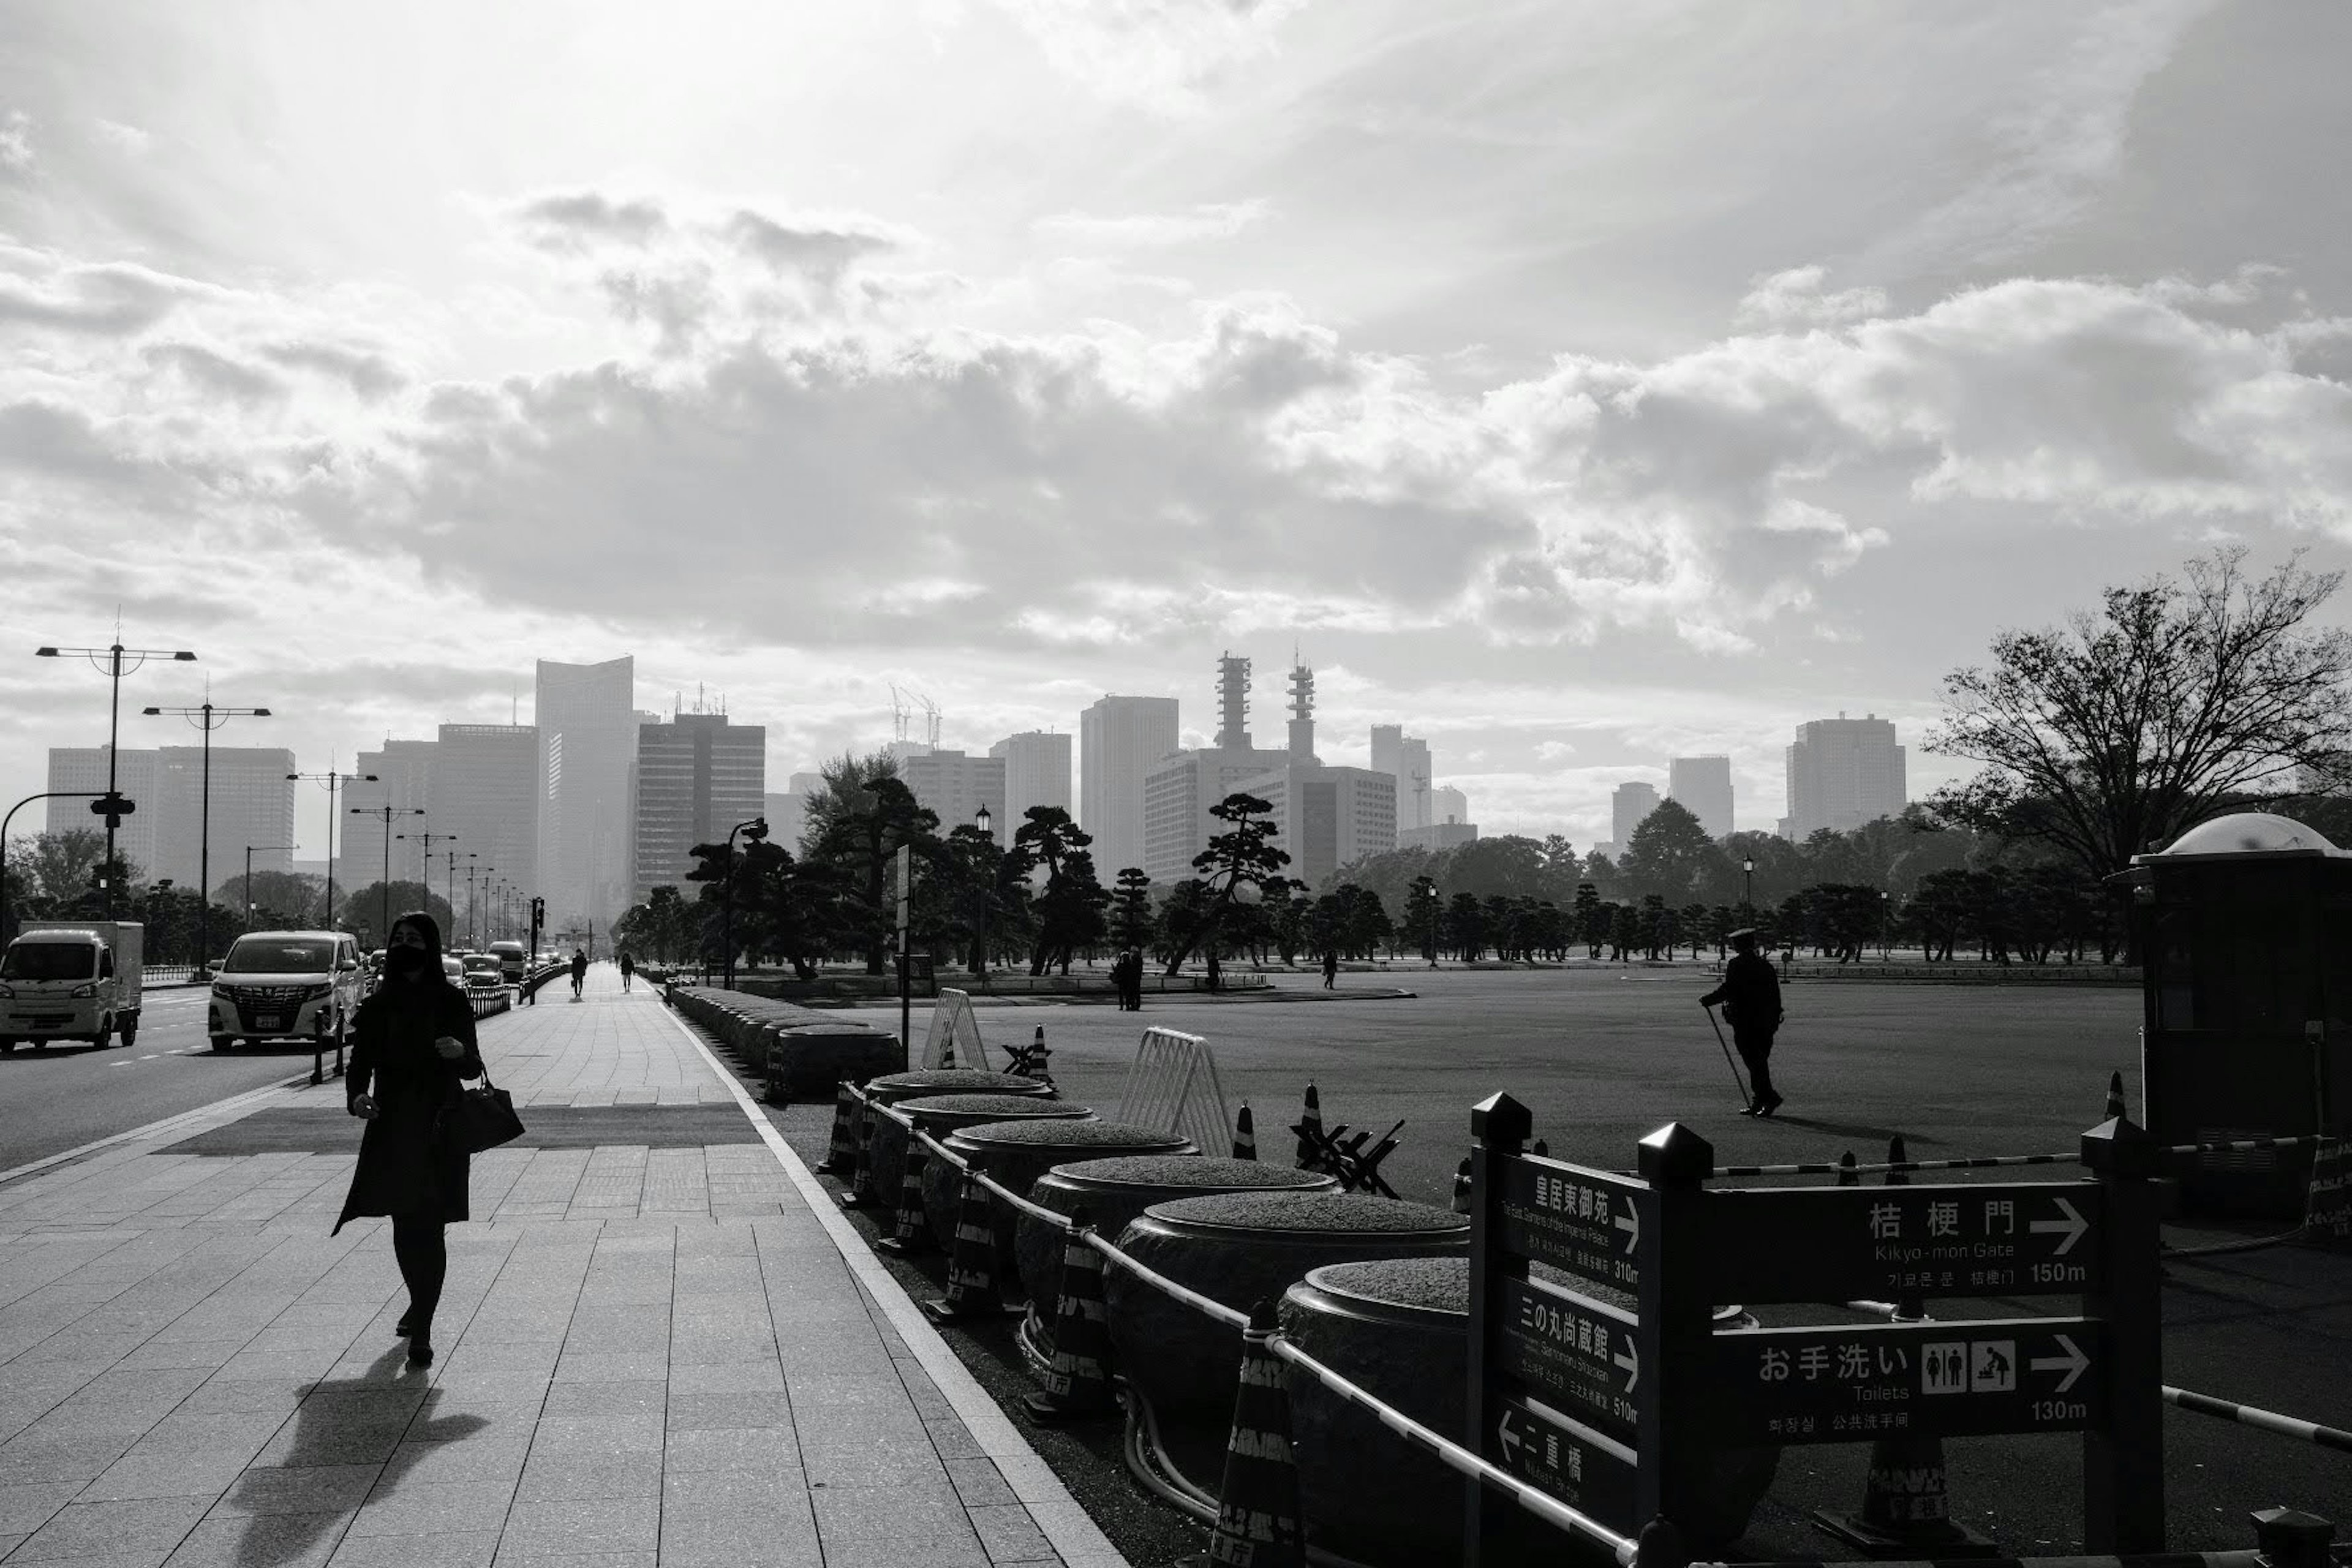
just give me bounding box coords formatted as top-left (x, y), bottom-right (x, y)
top-left (2135, 812), bottom-right (2345, 863)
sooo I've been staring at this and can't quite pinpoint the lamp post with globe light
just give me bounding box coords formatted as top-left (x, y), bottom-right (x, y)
top-left (972, 803), bottom-right (993, 981)
top-left (36, 638), bottom-right (198, 918)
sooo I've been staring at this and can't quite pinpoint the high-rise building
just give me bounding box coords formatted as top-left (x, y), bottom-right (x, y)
top-left (766, 770), bottom-right (824, 856)
top-left (1400, 821), bottom-right (1478, 852)
top-left (1080, 694), bottom-right (1180, 879)
top-left (1431, 785), bottom-right (1470, 826)
top-left (1667, 756), bottom-right (1734, 840)
top-left (536, 656), bottom-right (637, 932)
top-left (341, 739), bottom-right (438, 901)
top-left (900, 749), bottom-right (1007, 844)
top-left (989, 732), bottom-right (1072, 845)
top-left (432, 724), bottom-right (537, 939)
top-left (632, 712), bottom-right (766, 902)
top-left (1611, 781), bottom-right (1660, 850)
top-left (149, 745), bottom-right (297, 897)
top-left (45, 747), bottom-right (160, 877)
top-left (1781, 713), bottom-right (1907, 840)
top-left (1369, 725), bottom-right (1436, 831)
top-left (1142, 658), bottom-right (1292, 883)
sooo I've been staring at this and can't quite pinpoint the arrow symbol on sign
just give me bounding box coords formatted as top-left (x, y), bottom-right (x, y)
top-left (1614, 1197), bottom-right (1638, 1253)
top-left (1497, 1411), bottom-right (1523, 1463)
top-left (2029, 1197), bottom-right (2089, 1256)
top-left (1613, 1334), bottom-right (1638, 1393)
top-left (2029, 1333), bottom-right (2090, 1394)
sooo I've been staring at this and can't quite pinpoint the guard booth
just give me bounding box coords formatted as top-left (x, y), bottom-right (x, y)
top-left (2111, 811), bottom-right (2352, 1216)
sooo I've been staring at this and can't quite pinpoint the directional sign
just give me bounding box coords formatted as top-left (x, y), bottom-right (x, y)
top-left (2305, 1140), bottom-right (2350, 1250)
top-left (1699, 1182), bottom-right (2105, 1303)
top-left (1490, 1395), bottom-right (1637, 1532)
top-left (1493, 1275), bottom-right (1641, 1439)
top-left (1496, 1152), bottom-right (1646, 1295)
top-left (1705, 1317), bottom-right (2106, 1447)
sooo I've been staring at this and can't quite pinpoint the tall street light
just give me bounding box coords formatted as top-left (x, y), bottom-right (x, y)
top-left (971, 803), bottom-right (993, 980)
top-left (394, 829), bottom-right (458, 926)
top-left (461, 853), bottom-right (481, 946)
top-left (442, 848), bottom-right (466, 943)
top-left (350, 803), bottom-right (423, 948)
top-left (288, 767), bottom-right (376, 930)
top-left (722, 815), bottom-right (769, 992)
top-left (1, 791), bottom-right (102, 941)
top-left (1743, 856), bottom-right (1755, 913)
top-left (143, 695), bottom-right (271, 968)
top-left (244, 843), bottom-right (298, 931)
top-left (35, 637), bottom-right (198, 918)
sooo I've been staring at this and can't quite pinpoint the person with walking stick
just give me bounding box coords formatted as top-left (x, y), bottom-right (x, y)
top-left (1700, 927), bottom-right (1785, 1117)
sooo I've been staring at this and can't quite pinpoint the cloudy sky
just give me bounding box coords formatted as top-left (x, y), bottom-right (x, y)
top-left (6, 0), bottom-right (2351, 860)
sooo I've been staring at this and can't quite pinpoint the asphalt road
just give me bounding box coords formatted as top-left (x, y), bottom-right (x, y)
top-left (0, 982), bottom-right (337, 1172)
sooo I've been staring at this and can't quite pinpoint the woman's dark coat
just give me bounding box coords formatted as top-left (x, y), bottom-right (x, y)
top-left (334, 978), bottom-right (483, 1234)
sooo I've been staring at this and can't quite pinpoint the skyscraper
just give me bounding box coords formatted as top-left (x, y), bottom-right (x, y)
top-left (46, 746), bottom-right (300, 896)
top-left (1143, 658), bottom-right (1291, 883)
top-left (1781, 713), bottom-right (1907, 839)
top-left (1611, 781), bottom-right (1660, 851)
top-left (341, 739), bottom-right (438, 902)
top-left (632, 711), bottom-right (766, 902)
top-left (434, 724), bottom-right (538, 936)
top-left (536, 656), bottom-right (637, 932)
top-left (989, 731), bottom-right (1072, 843)
top-left (1667, 756), bottom-right (1735, 840)
top-left (899, 750), bottom-right (1008, 844)
top-left (1080, 694), bottom-right (1179, 880)
top-left (46, 747), bottom-right (160, 876)
top-left (1370, 725), bottom-right (1435, 831)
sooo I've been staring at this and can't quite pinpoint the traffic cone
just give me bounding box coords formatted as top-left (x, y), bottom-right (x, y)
top-left (939, 1031), bottom-right (956, 1070)
top-left (1450, 1156), bottom-right (1472, 1215)
top-left (877, 1139), bottom-right (933, 1256)
top-left (820, 1084), bottom-right (859, 1175)
top-left (923, 1172), bottom-right (1012, 1324)
top-left (1814, 1139), bottom-right (1996, 1558)
top-left (1192, 1300), bottom-right (1305, 1568)
top-left (1294, 1084), bottom-right (1323, 1168)
top-left (1836, 1150), bottom-right (1858, 1186)
top-left (2103, 1070), bottom-right (2126, 1123)
top-left (1233, 1105), bottom-right (1257, 1161)
top-left (842, 1097), bottom-right (878, 1208)
top-left (1023, 1212), bottom-right (1117, 1424)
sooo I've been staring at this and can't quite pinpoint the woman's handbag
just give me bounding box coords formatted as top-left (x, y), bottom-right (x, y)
top-left (443, 1065), bottom-right (526, 1154)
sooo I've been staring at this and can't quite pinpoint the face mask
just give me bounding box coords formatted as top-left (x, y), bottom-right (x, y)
top-left (386, 946), bottom-right (431, 978)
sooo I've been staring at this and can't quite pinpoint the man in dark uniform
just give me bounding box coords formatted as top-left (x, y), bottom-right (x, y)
top-left (1700, 928), bottom-right (1785, 1116)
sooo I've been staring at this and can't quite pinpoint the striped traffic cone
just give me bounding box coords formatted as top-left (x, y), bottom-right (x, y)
top-left (2103, 1070), bottom-right (2126, 1123)
top-left (842, 1098), bottom-right (878, 1208)
top-left (1233, 1105), bottom-right (1257, 1161)
top-left (1814, 1137), bottom-right (1995, 1558)
top-left (1193, 1300), bottom-right (1305, 1568)
top-left (878, 1140), bottom-right (933, 1256)
top-left (1023, 1212), bottom-right (1116, 1424)
top-left (820, 1084), bottom-right (859, 1175)
top-left (922, 1172), bottom-right (1012, 1324)
top-left (1294, 1084), bottom-right (1323, 1168)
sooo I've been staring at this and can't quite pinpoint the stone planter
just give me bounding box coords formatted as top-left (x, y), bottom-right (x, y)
top-left (765, 1021), bottom-right (903, 1099)
top-left (864, 1072), bottom-right (1057, 1206)
top-left (927, 1122), bottom-right (1196, 1310)
top-left (1279, 1259), bottom-right (1778, 1563)
top-left (1106, 1191), bottom-right (1468, 1430)
top-left (904, 1095), bottom-right (1096, 1242)
top-left (1017, 1156), bottom-right (1338, 1322)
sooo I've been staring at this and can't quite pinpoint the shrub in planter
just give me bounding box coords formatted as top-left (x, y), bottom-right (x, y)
top-left (1105, 1191), bottom-right (1466, 1433)
top-left (866, 1071), bottom-right (1057, 1200)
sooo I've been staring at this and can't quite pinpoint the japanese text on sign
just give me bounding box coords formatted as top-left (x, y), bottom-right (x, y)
top-left (1709, 1319), bottom-right (2103, 1447)
top-left (1498, 1155), bottom-right (1642, 1293)
top-left (1495, 1276), bottom-right (1638, 1438)
top-left (1702, 1183), bottom-right (2103, 1303)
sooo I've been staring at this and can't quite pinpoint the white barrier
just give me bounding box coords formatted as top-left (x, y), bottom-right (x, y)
top-left (1117, 1027), bottom-right (1230, 1155)
top-left (921, 987), bottom-right (989, 1071)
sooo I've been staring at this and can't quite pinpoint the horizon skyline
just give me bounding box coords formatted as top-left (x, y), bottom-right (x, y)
top-left (7, 6), bottom-right (2352, 872)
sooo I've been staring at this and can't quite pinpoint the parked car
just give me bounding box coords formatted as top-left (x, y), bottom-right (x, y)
top-left (210, 931), bottom-right (364, 1053)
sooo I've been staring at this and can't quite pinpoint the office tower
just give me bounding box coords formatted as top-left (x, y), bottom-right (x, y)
top-left (1781, 712), bottom-right (1907, 839)
top-left (1080, 694), bottom-right (1180, 880)
top-left (341, 739), bottom-right (438, 900)
top-left (1399, 820), bottom-right (1478, 851)
top-left (1668, 756), bottom-right (1735, 840)
top-left (536, 655), bottom-right (637, 932)
top-left (433, 724), bottom-right (538, 937)
top-left (632, 711), bottom-right (766, 902)
top-left (1143, 658), bottom-right (1291, 883)
top-left (1611, 781), bottom-right (1660, 850)
top-left (45, 747), bottom-right (162, 879)
top-left (150, 746), bottom-right (296, 894)
top-left (1370, 725), bottom-right (1436, 831)
top-left (899, 750), bottom-right (1008, 844)
top-left (1182, 658), bottom-right (1395, 888)
top-left (989, 731), bottom-right (1072, 845)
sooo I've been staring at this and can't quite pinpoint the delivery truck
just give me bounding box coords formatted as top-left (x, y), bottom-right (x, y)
top-left (0, 920), bottom-right (145, 1052)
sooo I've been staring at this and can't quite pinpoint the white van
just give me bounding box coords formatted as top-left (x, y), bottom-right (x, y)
top-left (209, 930), bottom-right (364, 1052)
top-left (488, 940), bottom-right (528, 984)
top-left (0, 921), bottom-right (144, 1052)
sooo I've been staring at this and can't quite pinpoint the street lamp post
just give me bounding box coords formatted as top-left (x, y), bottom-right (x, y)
top-left (143, 696), bottom-right (271, 968)
top-left (722, 816), bottom-right (769, 992)
top-left (244, 843), bottom-right (298, 932)
top-left (393, 829), bottom-right (458, 927)
top-left (36, 638), bottom-right (198, 918)
top-left (462, 855), bottom-right (481, 947)
top-left (971, 803), bottom-right (992, 981)
top-left (1880, 889), bottom-right (1892, 960)
top-left (350, 804), bottom-right (424, 948)
top-left (442, 849), bottom-right (465, 943)
top-left (288, 767), bottom-right (376, 930)
top-left (1, 792), bottom-right (104, 941)
top-left (1743, 856), bottom-right (1755, 914)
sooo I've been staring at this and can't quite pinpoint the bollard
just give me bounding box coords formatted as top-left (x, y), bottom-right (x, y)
top-left (2251, 1507), bottom-right (2334, 1568)
top-left (820, 1084), bottom-right (859, 1175)
top-left (1187, 1300), bottom-right (1305, 1568)
top-left (1532, 1137), bottom-right (1548, 1158)
top-left (1633, 1516), bottom-right (1689, 1568)
top-left (877, 1140), bottom-right (934, 1256)
top-left (922, 1172), bottom-right (1012, 1324)
top-left (1234, 1104), bottom-right (1257, 1161)
top-left (1295, 1084), bottom-right (1323, 1169)
top-left (1814, 1135), bottom-right (1996, 1557)
top-left (1023, 1212), bottom-right (1117, 1424)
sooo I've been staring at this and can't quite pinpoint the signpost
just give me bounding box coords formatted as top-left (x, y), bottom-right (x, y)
top-left (1464, 1097), bottom-right (2166, 1562)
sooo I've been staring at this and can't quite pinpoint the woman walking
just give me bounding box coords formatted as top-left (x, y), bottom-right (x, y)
top-left (336, 911), bottom-right (484, 1367)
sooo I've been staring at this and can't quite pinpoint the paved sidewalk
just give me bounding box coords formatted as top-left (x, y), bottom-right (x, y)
top-left (0, 968), bottom-right (1128, 1567)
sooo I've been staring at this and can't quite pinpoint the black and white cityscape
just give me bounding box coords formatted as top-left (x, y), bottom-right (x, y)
top-left (1, 7), bottom-right (2347, 1567)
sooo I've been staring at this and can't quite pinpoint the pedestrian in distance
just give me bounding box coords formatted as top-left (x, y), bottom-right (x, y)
top-left (1321, 948), bottom-right (1338, 990)
top-left (570, 946), bottom-right (587, 1000)
top-left (618, 948), bottom-right (635, 993)
top-left (335, 911), bottom-right (484, 1368)
top-left (1125, 948), bottom-right (1145, 1011)
top-left (1700, 928), bottom-right (1785, 1117)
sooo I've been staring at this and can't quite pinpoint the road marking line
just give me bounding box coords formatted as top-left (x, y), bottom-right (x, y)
top-left (0, 1072), bottom-right (312, 1188)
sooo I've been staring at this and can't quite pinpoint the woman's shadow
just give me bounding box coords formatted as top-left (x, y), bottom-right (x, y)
top-left (218, 1345), bottom-right (488, 1566)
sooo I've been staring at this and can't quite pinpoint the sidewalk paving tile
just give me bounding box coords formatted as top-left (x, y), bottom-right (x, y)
top-left (0, 970), bottom-right (1130, 1567)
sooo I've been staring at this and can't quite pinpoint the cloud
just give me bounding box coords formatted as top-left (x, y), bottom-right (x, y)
top-left (1036, 200), bottom-right (1273, 248)
top-left (143, 342), bottom-right (285, 405)
top-left (512, 191), bottom-right (671, 252)
top-left (1735, 266), bottom-right (1890, 330)
top-left (259, 339), bottom-right (409, 399)
top-left (0, 110), bottom-right (29, 172)
top-left (988, 0), bottom-right (1312, 113)
top-left (94, 119), bottom-right (152, 156)
top-left (0, 257), bottom-right (209, 336)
